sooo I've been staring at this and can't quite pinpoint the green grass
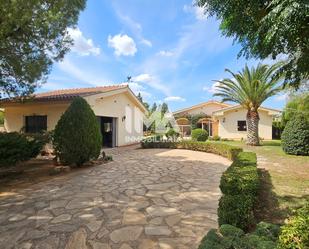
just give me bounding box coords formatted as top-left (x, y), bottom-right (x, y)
top-left (210, 140), bottom-right (309, 224)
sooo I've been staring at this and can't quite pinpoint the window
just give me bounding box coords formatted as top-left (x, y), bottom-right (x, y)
top-left (237, 120), bottom-right (247, 131)
top-left (25, 115), bottom-right (47, 133)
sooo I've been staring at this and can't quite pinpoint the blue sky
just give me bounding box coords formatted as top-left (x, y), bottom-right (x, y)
top-left (41, 0), bottom-right (287, 111)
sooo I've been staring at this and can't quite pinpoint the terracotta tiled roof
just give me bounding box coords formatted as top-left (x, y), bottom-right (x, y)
top-left (1, 84), bottom-right (128, 103)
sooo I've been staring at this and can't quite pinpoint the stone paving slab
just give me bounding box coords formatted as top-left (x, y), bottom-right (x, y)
top-left (0, 147), bottom-right (230, 249)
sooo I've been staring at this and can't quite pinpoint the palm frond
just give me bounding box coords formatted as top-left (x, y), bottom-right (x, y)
top-left (213, 62), bottom-right (284, 110)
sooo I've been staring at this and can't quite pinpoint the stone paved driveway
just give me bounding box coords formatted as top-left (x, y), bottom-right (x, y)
top-left (0, 147), bottom-right (230, 249)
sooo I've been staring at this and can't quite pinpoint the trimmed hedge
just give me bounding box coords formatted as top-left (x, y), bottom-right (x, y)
top-left (281, 114), bottom-right (309, 156)
top-left (220, 152), bottom-right (259, 195)
top-left (218, 151), bottom-right (259, 231)
top-left (198, 222), bottom-right (280, 249)
top-left (277, 203), bottom-right (309, 249)
top-left (192, 128), bottom-right (209, 141)
top-left (0, 132), bottom-right (45, 167)
top-left (141, 140), bottom-right (243, 161)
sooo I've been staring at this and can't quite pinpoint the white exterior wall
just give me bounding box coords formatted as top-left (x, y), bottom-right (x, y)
top-left (217, 109), bottom-right (273, 140)
top-left (3, 91), bottom-right (144, 146)
top-left (3, 102), bottom-right (70, 132)
top-left (86, 92), bottom-right (144, 146)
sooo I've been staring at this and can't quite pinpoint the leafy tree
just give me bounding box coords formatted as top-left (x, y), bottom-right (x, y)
top-left (137, 92), bottom-right (143, 102)
top-left (214, 63), bottom-right (283, 145)
top-left (160, 102), bottom-right (169, 116)
top-left (150, 103), bottom-right (157, 113)
top-left (53, 97), bottom-right (102, 166)
top-left (197, 0), bottom-right (309, 88)
top-left (282, 92), bottom-right (309, 125)
top-left (136, 92), bottom-right (150, 111)
top-left (0, 0), bottom-right (86, 98)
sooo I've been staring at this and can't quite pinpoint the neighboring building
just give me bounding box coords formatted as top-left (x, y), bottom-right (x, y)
top-left (174, 100), bottom-right (281, 140)
top-left (0, 84), bottom-right (147, 147)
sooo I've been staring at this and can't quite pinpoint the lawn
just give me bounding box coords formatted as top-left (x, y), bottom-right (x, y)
top-left (214, 140), bottom-right (309, 224)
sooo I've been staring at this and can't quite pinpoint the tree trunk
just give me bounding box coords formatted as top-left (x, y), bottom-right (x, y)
top-left (246, 109), bottom-right (260, 146)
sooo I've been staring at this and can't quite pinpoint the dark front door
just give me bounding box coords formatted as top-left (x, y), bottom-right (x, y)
top-left (99, 117), bottom-right (116, 147)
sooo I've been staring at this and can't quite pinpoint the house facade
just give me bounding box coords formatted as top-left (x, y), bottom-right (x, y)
top-left (0, 85), bottom-right (147, 147)
top-left (174, 101), bottom-right (281, 140)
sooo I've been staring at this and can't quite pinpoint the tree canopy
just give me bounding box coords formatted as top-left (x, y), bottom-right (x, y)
top-left (197, 0), bottom-right (309, 88)
top-left (0, 0), bottom-right (86, 98)
top-left (282, 92), bottom-right (309, 124)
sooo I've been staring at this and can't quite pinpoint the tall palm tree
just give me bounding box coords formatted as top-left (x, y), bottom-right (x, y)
top-left (214, 63), bottom-right (284, 145)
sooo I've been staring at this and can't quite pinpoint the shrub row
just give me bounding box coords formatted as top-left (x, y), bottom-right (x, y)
top-left (218, 151), bottom-right (259, 231)
top-left (198, 222), bottom-right (280, 249)
top-left (0, 132), bottom-right (46, 167)
top-left (277, 203), bottom-right (309, 249)
top-left (141, 139), bottom-right (243, 161)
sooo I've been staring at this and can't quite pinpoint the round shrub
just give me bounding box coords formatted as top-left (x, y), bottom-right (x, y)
top-left (281, 114), bottom-right (309, 155)
top-left (0, 132), bottom-right (44, 166)
top-left (191, 128), bottom-right (208, 141)
top-left (53, 97), bottom-right (102, 166)
top-left (165, 128), bottom-right (180, 140)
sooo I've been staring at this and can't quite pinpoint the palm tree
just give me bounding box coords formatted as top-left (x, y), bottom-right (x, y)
top-left (214, 63), bottom-right (284, 145)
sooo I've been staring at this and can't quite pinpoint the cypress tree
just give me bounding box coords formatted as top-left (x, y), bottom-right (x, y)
top-left (53, 97), bottom-right (102, 166)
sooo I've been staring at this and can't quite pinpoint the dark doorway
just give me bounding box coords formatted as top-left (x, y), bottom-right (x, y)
top-left (98, 116), bottom-right (117, 147)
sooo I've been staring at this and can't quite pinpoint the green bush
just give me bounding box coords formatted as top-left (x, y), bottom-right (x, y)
top-left (141, 140), bottom-right (243, 161)
top-left (218, 194), bottom-right (256, 231)
top-left (277, 204), bottom-right (309, 249)
top-left (191, 128), bottom-right (209, 141)
top-left (220, 152), bottom-right (259, 196)
top-left (211, 135), bottom-right (221, 141)
top-left (0, 111), bottom-right (4, 125)
top-left (281, 114), bottom-right (309, 155)
top-left (218, 152), bottom-right (259, 231)
top-left (198, 222), bottom-right (280, 249)
top-left (53, 97), bottom-right (102, 166)
top-left (0, 132), bottom-right (45, 166)
top-left (165, 128), bottom-right (180, 140)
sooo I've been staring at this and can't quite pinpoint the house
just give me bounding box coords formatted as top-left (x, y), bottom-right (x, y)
top-left (173, 100), bottom-right (281, 140)
top-left (0, 84), bottom-right (147, 147)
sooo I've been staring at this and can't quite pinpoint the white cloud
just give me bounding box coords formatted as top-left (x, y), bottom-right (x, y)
top-left (128, 82), bottom-right (145, 92)
top-left (128, 82), bottom-right (151, 99)
top-left (183, 3), bottom-right (207, 21)
top-left (68, 28), bottom-right (100, 56)
top-left (141, 39), bottom-right (152, 47)
top-left (275, 93), bottom-right (288, 101)
top-left (132, 73), bottom-right (153, 82)
top-left (113, 12), bottom-right (152, 47)
top-left (157, 50), bottom-right (174, 57)
top-left (108, 34), bottom-right (137, 56)
top-left (203, 82), bottom-right (221, 94)
top-left (58, 58), bottom-right (110, 85)
top-left (164, 96), bottom-right (186, 102)
top-left (139, 90), bottom-right (152, 99)
top-left (132, 73), bottom-right (170, 96)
